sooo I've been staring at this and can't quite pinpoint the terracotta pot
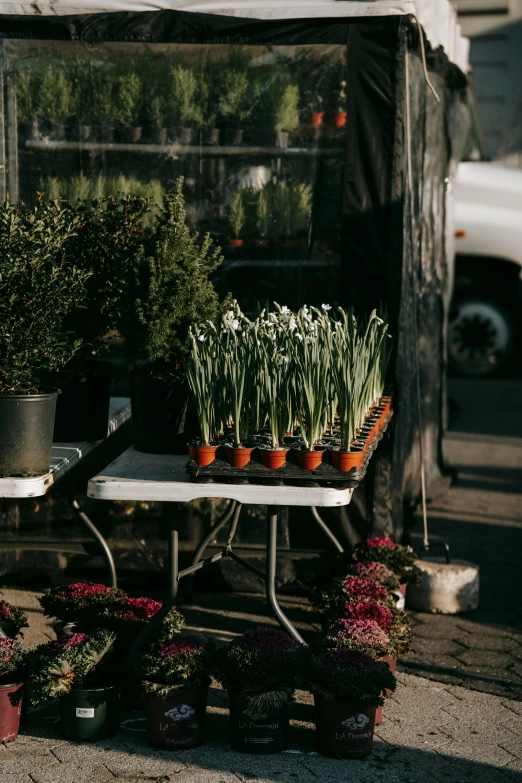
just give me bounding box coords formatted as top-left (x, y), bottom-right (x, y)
top-left (294, 448), bottom-right (324, 471)
top-left (314, 694), bottom-right (375, 758)
top-left (311, 112), bottom-right (324, 127)
top-left (229, 239), bottom-right (243, 247)
top-left (259, 449), bottom-right (288, 470)
top-left (229, 690), bottom-right (289, 754)
top-left (0, 683), bottom-right (23, 743)
top-left (146, 679), bottom-right (210, 749)
top-left (375, 657), bottom-right (396, 726)
top-left (224, 446), bottom-right (255, 468)
top-left (334, 111), bottom-right (347, 128)
top-left (188, 444), bottom-right (219, 467)
top-left (331, 449), bottom-right (364, 473)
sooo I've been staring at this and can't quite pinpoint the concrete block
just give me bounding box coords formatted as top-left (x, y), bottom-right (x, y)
top-left (406, 557), bottom-right (479, 614)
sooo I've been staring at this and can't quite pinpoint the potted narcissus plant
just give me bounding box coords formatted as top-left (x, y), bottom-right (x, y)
top-left (0, 638), bottom-right (27, 743)
top-left (352, 537), bottom-right (418, 598)
top-left (38, 582), bottom-right (127, 637)
top-left (139, 635), bottom-right (214, 749)
top-left (305, 649), bottom-right (395, 759)
top-left (0, 601), bottom-right (28, 639)
top-left (28, 630), bottom-right (119, 742)
top-left (213, 627), bottom-right (304, 754)
top-left (0, 197), bottom-right (91, 477)
top-left (118, 176), bottom-right (224, 455)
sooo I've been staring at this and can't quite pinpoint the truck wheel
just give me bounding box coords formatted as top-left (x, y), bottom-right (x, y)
top-left (448, 295), bottom-right (517, 376)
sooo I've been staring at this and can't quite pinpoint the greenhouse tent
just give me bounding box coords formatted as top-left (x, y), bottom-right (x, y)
top-left (0, 0), bottom-right (470, 548)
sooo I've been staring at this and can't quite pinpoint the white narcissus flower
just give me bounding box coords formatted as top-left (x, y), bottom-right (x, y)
top-left (295, 333), bottom-right (304, 342)
top-left (321, 303), bottom-right (332, 311)
top-left (289, 318), bottom-right (297, 331)
top-left (231, 319), bottom-right (240, 330)
top-left (198, 334), bottom-right (206, 342)
top-left (306, 335), bottom-right (315, 344)
top-left (280, 305), bottom-right (290, 315)
top-left (226, 310), bottom-right (234, 320)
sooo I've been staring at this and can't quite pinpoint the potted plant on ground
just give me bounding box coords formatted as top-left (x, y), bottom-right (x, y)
top-left (213, 627), bottom-right (304, 754)
top-left (305, 649), bottom-right (395, 758)
top-left (312, 575), bottom-right (391, 615)
top-left (39, 66), bottom-right (73, 140)
top-left (0, 637), bottom-right (27, 743)
top-left (345, 561), bottom-right (400, 591)
top-left (352, 536), bottom-right (418, 596)
top-left (0, 198), bottom-right (91, 476)
top-left (118, 176), bottom-right (224, 454)
top-left (28, 630), bottom-right (119, 742)
top-left (321, 618), bottom-right (391, 660)
top-left (115, 71), bottom-right (143, 142)
top-left (139, 635), bottom-right (214, 749)
top-left (38, 582), bottom-right (127, 636)
top-left (0, 601), bottom-right (28, 639)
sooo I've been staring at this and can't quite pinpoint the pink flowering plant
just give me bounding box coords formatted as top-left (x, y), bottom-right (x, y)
top-left (213, 627), bottom-right (305, 713)
top-left (312, 574), bottom-right (391, 615)
top-left (28, 629), bottom-right (117, 706)
top-left (0, 637), bottom-right (27, 685)
top-left (346, 562), bottom-right (400, 591)
top-left (38, 582), bottom-right (127, 624)
top-left (304, 649), bottom-right (396, 706)
top-left (96, 597), bottom-right (184, 643)
top-left (0, 600), bottom-right (28, 638)
top-left (139, 635), bottom-right (214, 696)
top-left (322, 618), bottom-right (391, 659)
top-left (352, 537), bottom-right (417, 583)
top-left (330, 599), bottom-right (412, 658)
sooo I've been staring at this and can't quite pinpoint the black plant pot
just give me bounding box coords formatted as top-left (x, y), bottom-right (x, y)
top-left (51, 360), bottom-right (113, 442)
top-left (222, 127), bottom-right (243, 146)
top-left (60, 686), bottom-right (120, 742)
top-left (18, 120), bottom-right (39, 142)
top-left (170, 127), bottom-right (197, 144)
top-left (145, 679), bottom-right (210, 749)
top-left (149, 127), bottom-right (167, 144)
top-left (198, 127), bottom-right (220, 146)
top-left (0, 388), bottom-right (59, 477)
top-left (120, 126), bottom-right (143, 143)
top-left (78, 124), bottom-right (92, 141)
top-left (228, 691), bottom-right (289, 754)
top-left (314, 695), bottom-right (375, 759)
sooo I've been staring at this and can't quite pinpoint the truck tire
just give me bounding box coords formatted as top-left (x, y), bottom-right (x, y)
top-left (448, 293), bottom-right (517, 376)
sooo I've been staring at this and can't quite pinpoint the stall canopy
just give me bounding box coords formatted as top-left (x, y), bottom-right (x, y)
top-left (0, 1), bottom-right (470, 552)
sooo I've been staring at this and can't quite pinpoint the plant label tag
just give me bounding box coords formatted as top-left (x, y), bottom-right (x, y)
top-left (76, 707), bottom-right (95, 719)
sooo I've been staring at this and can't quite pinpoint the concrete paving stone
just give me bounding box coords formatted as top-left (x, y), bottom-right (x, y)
top-left (511, 663), bottom-right (522, 679)
top-left (470, 637), bottom-right (522, 653)
top-left (456, 650), bottom-right (516, 668)
top-left (375, 723), bottom-right (453, 751)
top-left (407, 623), bottom-right (461, 640)
top-left (0, 744), bottom-right (60, 774)
top-left (410, 638), bottom-right (468, 656)
top-left (436, 739), bottom-right (516, 767)
top-left (0, 775), bottom-right (34, 783)
top-left (29, 763), bottom-right (115, 783)
top-left (440, 721), bottom-right (520, 746)
top-left (503, 700), bottom-right (522, 715)
top-left (454, 621), bottom-right (520, 640)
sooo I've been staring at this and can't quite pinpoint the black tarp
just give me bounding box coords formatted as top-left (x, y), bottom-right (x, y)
top-left (0, 9), bottom-right (470, 552)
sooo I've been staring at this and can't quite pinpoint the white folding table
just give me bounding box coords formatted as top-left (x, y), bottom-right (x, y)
top-left (88, 447), bottom-right (353, 645)
top-left (0, 397), bottom-right (131, 588)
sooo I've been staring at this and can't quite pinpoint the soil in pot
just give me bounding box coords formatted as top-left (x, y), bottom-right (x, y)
top-left (314, 694), bottom-right (375, 759)
top-left (224, 446), bottom-right (255, 468)
top-left (59, 685), bottom-right (120, 742)
top-left (50, 359), bottom-right (113, 442)
top-left (330, 449), bottom-right (364, 473)
top-left (259, 448), bottom-right (289, 470)
top-left (0, 388), bottom-right (59, 477)
top-left (229, 690), bottom-right (289, 754)
top-left (146, 679), bottom-right (210, 749)
top-left (130, 372), bottom-right (198, 455)
top-left (294, 448), bottom-right (324, 471)
top-left (0, 683), bottom-right (24, 743)
top-left (188, 444), bottom-right (219, 467)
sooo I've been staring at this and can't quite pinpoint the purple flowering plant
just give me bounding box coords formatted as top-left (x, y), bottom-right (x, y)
top-left (322, 618), bottom-right (391, 659)
top-left (38, 582), bottom-right (127, 623)
top-left (312, 574), bottom-right (391, 615)
top-left (95, 596), bottom-right (184, 644)
top-left (304, 649), bottom-right (396, 706)
top-left (330, 600), bottom-right (412, 658)
top-left (347, 562), bottom-right (400, 591)
top-left (352, 537), bottom-right (417, 584)
top-left (139, 635), bottom-right (214, 696)
top-left (0, 600), bottom-right (29, 639)
top-left (28, 629), bottom-right (117, 706)
top-left (0, 637), bottom-right (27, 685)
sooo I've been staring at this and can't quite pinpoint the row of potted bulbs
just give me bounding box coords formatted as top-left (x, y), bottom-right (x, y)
top-left (0, 537), bottom-right (415, 759)
top-left (185, 303), bottom-right (393, 473)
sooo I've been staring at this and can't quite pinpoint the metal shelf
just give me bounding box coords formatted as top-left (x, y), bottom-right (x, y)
top-left (25, 139), bottom-right (344, 158)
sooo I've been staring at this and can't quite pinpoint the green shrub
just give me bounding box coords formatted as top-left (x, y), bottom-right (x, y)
top-left (39, 67), bottom-right (73, 125)
top-left (115, 72), bottom-right (142, 127)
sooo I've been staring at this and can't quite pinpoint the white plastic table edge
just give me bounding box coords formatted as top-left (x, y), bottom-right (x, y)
top-left (88, 447), bottom-right (353, 507)
top-left (0, 397), bottom-right (131, 499)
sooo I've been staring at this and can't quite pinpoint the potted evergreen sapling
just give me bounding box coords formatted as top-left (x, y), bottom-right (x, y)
top-left (118, 176), bottom-right (224, 454)
top-left (115, 72), bottom-right (143, 142)
top-left (39, 66), bottom-right (74, 140)
top-left (28, 630), bottom-right (120, 742)
top-left (196, 61), bottom-right (220, 145)
top-left (305, 649), bottom-right (395, 758)
top-left (92, 67), bottom-right (117, 141)
top-left (0, 638), bottom-right (27, 743)
top-left (214, 628), bottom-right (304, 754)
top-left (273, 83), bottom-right (300, 148)
top-left (0, 601), bottom-right (28, 639)
top-left (139, 635), bottom-right (214, 749)
top-left (215, 57), bottom-right (252, 145)
top-left (168, 64), bottom-right (199, 144)
top-left (147, 89), bottom-right (168, 145)
top-left (16, 70), bottom-right (39, 141)
top-left (0, 198), bottom-right (92, 476)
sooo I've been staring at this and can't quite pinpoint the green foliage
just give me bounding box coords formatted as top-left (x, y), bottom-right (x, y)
top-left (115, 72), bottom-right (142, 127)
top-left (0, 638), bottom-right (27, 685)
top-left (38, 583), bottom-right (128, 624)
top-left (139, 636), bottom-right (214, 696)
top-left (148, 93), bottom-right (165, 129)
top-left (28, 630), bottom-right (117, 705)
top-left (92, 68), bottom-right (117, 126)
top-left (16, 72), bottom-right (35, 123)
top-left (118, 176), bottom-right (223, 376)
top-left (229, 190), bottom-right (245, 239)
top-left (0, 601), bottom-right (29, 639)
top-left (39, 67), bottom-right (73, 125)
top-left (303, 649), bottom-right (396, 706)
top-left (352, 539), bottom-right (417, 584)
top-left (274, 84), bottom-right (300, 132)
top-left (169, 65), bottom-right (199, 126)
top-left (216, 67), bottom-right (252, 126)
top-left (274, 182), bottom-right (312, 238)
top-left (0, 197), bottom-right (91, 393)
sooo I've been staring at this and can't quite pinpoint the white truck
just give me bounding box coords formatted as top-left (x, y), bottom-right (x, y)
top-left (450, 136), bottom-right (522, 376)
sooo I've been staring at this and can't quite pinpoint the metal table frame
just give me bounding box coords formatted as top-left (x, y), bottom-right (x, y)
top-left (0, 397), bottom-right (132, 588)
top-left (88, 448), bottom-right (351, 649)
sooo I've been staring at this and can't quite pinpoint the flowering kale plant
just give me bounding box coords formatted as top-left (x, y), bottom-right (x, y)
top-left (213, 627), bottom-right (305, 712)
top-left (304, 649), bottom-right (396, 706)
top-left (0, 600), bottom-right (29, 638)
top-left (28, 629), bottom-right (117, 706)
top-left (346, 562), bottom-right (400, 592)
top-left (322, 618), bottom-right (391, 659)
top-left (96, 597), bottom-right (185, 643)
top-left (352, 537), bottom-right (417, 584)
top-left (139, 635), bottom-right (214, 696)
top-left (38, 582), bottom-right (127, 624)
top-left (0, 637), bottom-right (27, 685)
top-left (331, 600), bottom-right (412, 659)
top-left (336, 601), bottom-right (394, 633)
top-left (312, 575), bottom-right (390, 615)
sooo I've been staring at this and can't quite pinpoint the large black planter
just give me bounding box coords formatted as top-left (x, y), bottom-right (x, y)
top-left (0, 388), bottom-right (59, 477)
top-left (145, 679), bottom-right (210, 749)
top-left (60, 686), bottom-right (120, 742)
top-left (314, 695), bottom-right (376, 759)
top-left (51, 360), bottom-right (113, 442)
top-left (130, 373), bottom-right (198, 454)
top-left (228, 691), bottom-right (289, 754)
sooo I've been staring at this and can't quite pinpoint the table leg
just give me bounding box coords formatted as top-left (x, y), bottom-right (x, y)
top-left (185, 500), bottom-right (237, 601)
top-left (167, 503), bottom-right (179, 602)
top-left (265, 506), bottom-right (306, 646)
top-left (71, 499), bottom-right (117, 589)
top-left (310, 506), bottom-right (344, 554)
